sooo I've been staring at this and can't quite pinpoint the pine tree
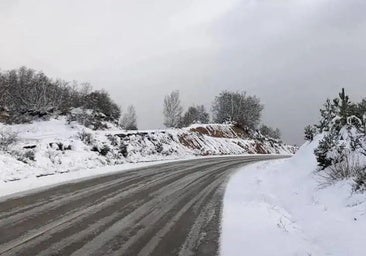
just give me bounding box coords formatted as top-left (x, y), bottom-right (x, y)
top-left (314, 133), bottom-right (338, 170)
top-left (317, 99), bottom-right (337, 132)
top-left (336, 88), bottom-right (352, 127)
top-left (356, 99), bottom-right (366, 134)
top-left (304, 125), bottom-right (317, 141)
top-left (313, 89), bottom-right (366, 171)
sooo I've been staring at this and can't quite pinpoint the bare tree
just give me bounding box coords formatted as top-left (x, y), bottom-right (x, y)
top-left (120, 105), bottom-right (138, 130)
top-left (163, 90), bottom-right (183, 128)
top-left (6, 67), bottom-right (61, 113)
top-left (0, 67), bottom-right (121, 124)
top-left (212, 91), bottom-right (263, 130)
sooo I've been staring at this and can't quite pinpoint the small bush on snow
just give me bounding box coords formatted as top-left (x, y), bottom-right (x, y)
top-left (354, 168), bottom-right (366, 192)
top-left (119, 143), bottom-right (128, 157)
top-left (319, 152), bottom-right (365, 184)
top-left (155, 143), bottom-right (164, 154)
top-left (23, 150), bottom-right (36, 161)
top-left (0, 129), bottom-right (18, 151)
top-left (12, 150), bottom-right (36, 163)
top-left (78, 130), bottom-right (94, 145)
top-left (46, 147), bottom-right (62, 165)
top-left (107, 135), bottom-right (120, 146)
top-left (68, 110), bottom-right (109, 130)
top-left (99, 145), bottom-right (111, 156)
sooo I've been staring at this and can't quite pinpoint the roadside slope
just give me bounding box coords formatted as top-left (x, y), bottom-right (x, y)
top-left (0, 119), bottom-right (295, 183)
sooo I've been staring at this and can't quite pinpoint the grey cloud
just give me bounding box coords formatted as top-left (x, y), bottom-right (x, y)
top-left (210, 0), bottom-right (366, 144)
top-left (0, 0), bottom-right (365, 145)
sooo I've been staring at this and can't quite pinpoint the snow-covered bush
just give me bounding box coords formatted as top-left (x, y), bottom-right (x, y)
top-left (107, 134), bottom-right (120, 146)
top-left (12, 150), bottom-right (35, 163)
top-left (118, 143), bottom-right (128, 157)
top-left (314, 133), bottom-right (338, 170)
top-left (68, 109), bottom-right (109, 130)
top-left (78, 129), bottom-right (94, 145)
top-left (99, 145), bottom-right (111, 156)
top-left (304, 125), bottom-right (317, 141)
top-left (0, 128), bottom-right (18, 151)
top-left (320, 151), bottom-right (364, 183)
top-left (307, 89), bottom-right (366, 187)
top-left (354, 168), bottom-right (366, 192)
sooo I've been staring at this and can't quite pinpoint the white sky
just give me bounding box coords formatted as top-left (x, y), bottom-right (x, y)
top-left (1, 0), bottom-right (366, 145)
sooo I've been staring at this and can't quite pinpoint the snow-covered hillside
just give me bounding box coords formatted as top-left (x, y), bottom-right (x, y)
top-left (221, 137), bottom-right (366, 256)
top-left (0, 118), bottom-right (295, 183)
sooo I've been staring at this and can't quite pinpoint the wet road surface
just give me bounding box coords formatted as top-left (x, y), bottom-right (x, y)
top-left (0, 155), bottom-right (288, 256)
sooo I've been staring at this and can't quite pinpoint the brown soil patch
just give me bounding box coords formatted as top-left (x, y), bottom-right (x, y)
top-left (189, 125), bottom-right (248, 139)
top-left (178, 133), bottom-right (201, 151)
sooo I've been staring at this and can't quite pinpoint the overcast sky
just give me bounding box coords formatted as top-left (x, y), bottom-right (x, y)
top-left (1, 0), bottom-right (365, 145)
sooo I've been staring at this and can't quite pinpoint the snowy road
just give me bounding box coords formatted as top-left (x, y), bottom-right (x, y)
top-left (0, 155), bottom-right (287, 256)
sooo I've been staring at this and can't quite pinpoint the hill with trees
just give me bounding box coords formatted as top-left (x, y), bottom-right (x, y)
top-left (0, 66), bottom-right (121, 126)
top-left (0, 67), bottom-right (292, 183)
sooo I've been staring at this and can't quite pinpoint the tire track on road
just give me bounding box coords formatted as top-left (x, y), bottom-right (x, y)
top-left (0, 155), bottom-right (288, 256)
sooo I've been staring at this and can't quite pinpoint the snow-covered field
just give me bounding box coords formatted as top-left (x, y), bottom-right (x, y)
top-left (221, 139), bottom-right (366, 256)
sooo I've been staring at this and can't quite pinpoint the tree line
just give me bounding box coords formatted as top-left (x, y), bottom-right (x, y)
top-left (0, 67), bottom-right (280, 138)
top-left (0, 66), bottom-right (120, 124)
top-left (163, 90), bottom-right (281, 139)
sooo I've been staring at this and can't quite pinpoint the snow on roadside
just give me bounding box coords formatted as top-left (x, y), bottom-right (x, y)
top-left (0, 154), bottom-right (275, 200)
top-left (0, 118), bottom-right (295, 186)
top-left (221, 140), bottom-right (366, 256)
top-left (0, 160), bottom-right (178, 200)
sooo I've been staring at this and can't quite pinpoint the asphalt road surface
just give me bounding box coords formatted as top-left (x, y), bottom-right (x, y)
top-left (0, 155), bottom-right (288, 256)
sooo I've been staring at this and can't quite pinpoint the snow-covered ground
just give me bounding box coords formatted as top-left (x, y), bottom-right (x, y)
top-left (221, 139), bottom-right (366, 256)
top-left (0, 118), bottom-right (295, 186)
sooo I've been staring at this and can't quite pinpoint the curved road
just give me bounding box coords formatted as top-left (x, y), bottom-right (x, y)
top-left (0, 155), bottom-right (287, 256)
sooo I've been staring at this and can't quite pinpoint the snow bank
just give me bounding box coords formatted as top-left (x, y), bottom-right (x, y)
top-left (0, 119), bottom-right (109, 182)
top-left (221, 140), bottom-right (366, 256)
top-left (0, 118), bottom-right (295, 185)
top-left (0, 159), bottom-right (185, 199)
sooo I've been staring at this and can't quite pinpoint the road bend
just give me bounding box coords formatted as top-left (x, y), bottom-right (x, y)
top-left (0, 155), bottom-right (288, 256)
